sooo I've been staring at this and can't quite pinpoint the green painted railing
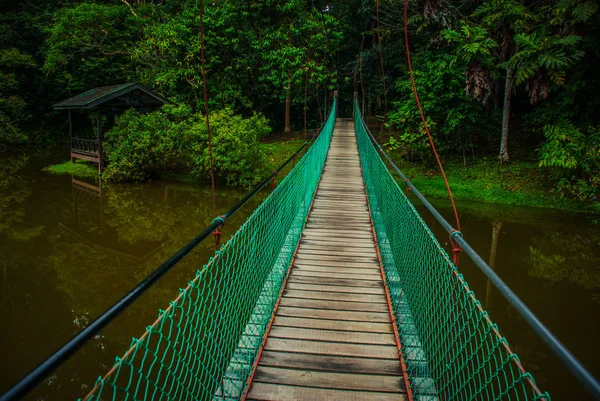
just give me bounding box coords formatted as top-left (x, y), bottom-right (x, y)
top-left (82, 99), bottom-right (337, 401)
top-left (354, 98), bottom-right (549, 400)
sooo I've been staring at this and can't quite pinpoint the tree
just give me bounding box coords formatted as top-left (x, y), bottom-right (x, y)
top-left (43, 3), bottom-right (142, 94)
top-left (0, 48), bottom-right (36, 144)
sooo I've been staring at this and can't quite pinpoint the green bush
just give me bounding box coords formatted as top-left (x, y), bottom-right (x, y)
top-left (189, 109), bottom-right (270, 186)
top-left (103, 105), bottom-right (193, 182)
top-left (538, 121), bottom-right (600, 202)
top-left (102, 105), bottom-right (270, 186)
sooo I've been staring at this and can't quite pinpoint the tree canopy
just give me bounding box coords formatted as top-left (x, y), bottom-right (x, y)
top-left (0, 0), bottom-right (598, 199)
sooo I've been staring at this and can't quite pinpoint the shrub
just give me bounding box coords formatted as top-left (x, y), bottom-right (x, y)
top-left (103, 105), bottom-right (270, 186)
top-left (103, 105), bottom-right (193, 182)
top-left (538, 121), bottom-right (600, 202)
top-left (189, 109), bottom-right (270, 187)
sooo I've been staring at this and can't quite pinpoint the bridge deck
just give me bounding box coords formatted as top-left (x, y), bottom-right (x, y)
top-left (247, 119), bottom-right (407, 400)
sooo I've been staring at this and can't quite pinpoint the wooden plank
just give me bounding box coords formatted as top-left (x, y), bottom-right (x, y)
top-left (295, 253), bottom-right (378, 263)
top-left (252, 366), bottom-right (404, 393)
top-left (267, 326), bottom-right (395, 345)
top-left (303, 229), bottom-right (373, 238)
top-left (299, 239), bottom-right (376, 248)
top-left (264, 338), bottom-right (398, 360)
top-left (287, 276), bottom-right (384, 288)
top-left (279, 297), bottom-right (389, 313)
top-left (260, 351), bottom-right (402, 375)
top-left (293, 259), bottom-right (379, 269)
top-left (304, 224), bottom-right (372, 233)
top-left (258, 351), bottom-right (403, 375)
top-left (247, 383), bottom-right (407, 401)
top-left (296, 249), bottom-right (378, 258)
top-left (291, 270), bottom-right (382, 281)
top-left (276, 306), bottom-right (390, 322)
top-left (272, 316), bottom-right (392, 333)
top-left (297, 242), bottom-right (377, 252)
top-left (282, 289), bottom-right (384, 303)
top-left (292, 264), bottom-right (380, 275)
top-left (284, 282), bottom-right (385, 295)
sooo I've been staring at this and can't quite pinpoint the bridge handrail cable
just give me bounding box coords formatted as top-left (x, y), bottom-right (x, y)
top-left (354, 96), bottom-right (600, 400)
top-left (0, 123), bottom-right (319, 401)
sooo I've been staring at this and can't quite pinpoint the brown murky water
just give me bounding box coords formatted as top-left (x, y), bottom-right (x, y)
top-left (1, 151), bottom-right (599, 400)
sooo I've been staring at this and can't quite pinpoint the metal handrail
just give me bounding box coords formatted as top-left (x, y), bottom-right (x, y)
top-left (354, 98), bottom-right (600, 400)
top-left (0, 112), bottom-right (335, 401)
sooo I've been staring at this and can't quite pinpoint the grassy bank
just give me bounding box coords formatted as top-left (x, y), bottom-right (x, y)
top-left (389, 156), bottom-right (596, 212)
top-left (43, 159), bottom-right (98, 179)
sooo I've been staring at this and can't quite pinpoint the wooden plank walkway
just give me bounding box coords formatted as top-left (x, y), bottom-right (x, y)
top-left (247, 118), bottom-right (407, 401)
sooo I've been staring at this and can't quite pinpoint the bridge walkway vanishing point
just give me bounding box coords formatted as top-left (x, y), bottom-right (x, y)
top-left (247, 118), bottom-right (408, 400)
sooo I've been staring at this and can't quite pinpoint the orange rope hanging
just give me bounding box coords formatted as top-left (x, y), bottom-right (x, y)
top-left (402, 0), bottom-right (462, 262)
top-left (376, 0), bottom-right (387, 120)
top-left (199, 0), bottom-right (220, 248)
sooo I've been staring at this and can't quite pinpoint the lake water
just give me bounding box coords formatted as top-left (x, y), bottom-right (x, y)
top-left (1, 151), bottom-right (599, 400)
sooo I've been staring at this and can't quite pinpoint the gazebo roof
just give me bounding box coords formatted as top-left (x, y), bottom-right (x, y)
top-left (53, 83), bottom-right (171, 110)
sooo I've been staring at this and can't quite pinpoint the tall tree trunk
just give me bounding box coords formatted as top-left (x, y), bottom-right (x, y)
top-left (316, 82), bottom-right (322, 125)
top-left (285, 73), bottom-right (291, 133)
top-left (499, 68), bottom-right (513, 163)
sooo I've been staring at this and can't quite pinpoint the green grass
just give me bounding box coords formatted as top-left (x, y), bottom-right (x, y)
top-left (261, 138), bottom-right (307, 180)
top-left (43, 160), bottom-right (98, 179)
top-left (389, 156), bottom-right (593, 212)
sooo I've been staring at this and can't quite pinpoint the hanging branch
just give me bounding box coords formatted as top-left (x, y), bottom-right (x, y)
top-left (199, 0), bottom-right (217, 219)
top-left (376, 0), bottom-right (387, 120)
top-left (359, 35), bottom-right (366, 115)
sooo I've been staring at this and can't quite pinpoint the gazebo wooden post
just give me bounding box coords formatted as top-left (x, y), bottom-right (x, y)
top-left (97, 110), bottom-right (104, 175)
top-left (68, 110), bottom-right (73, 162)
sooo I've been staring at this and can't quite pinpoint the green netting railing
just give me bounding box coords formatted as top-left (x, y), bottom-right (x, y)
top-left (82, 99), bottom-right (336, 401)
top-left (353, 99), bottom-right (549, 401)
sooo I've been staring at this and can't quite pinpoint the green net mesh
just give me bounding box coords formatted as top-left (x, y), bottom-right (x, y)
top-left (83, 100), bottom-right (337, 401)
top-left (353, 99), bottom-right (549, 401)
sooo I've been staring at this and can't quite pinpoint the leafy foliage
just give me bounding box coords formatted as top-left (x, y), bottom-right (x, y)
top-left (0, 48), bottom-right (36, 144)
top-left (103, 105), bottom-right (270, 186)
top-left (538, 121), bottom-right (600, 201)
top-left (387, 52), bottom-right (491, 160)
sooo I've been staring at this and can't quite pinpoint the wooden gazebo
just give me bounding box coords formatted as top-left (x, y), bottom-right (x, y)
top-left (53, 83), bottom-right (171, 173)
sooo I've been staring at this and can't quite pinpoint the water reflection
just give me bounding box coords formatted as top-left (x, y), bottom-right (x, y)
top-left (0, 152), bottom-right (265, 400)
top-left (419, 199), bottom-right (600, 401)
top-left (1, 153), bottom-right (599, 400)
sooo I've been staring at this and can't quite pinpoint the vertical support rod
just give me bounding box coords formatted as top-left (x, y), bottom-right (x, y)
top-left (68, 110), bottom-right (73, 162)
top-left (97, 110), bottom-right (104, 175)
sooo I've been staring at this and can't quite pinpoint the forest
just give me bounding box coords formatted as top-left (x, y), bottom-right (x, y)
top-left (1, 0), bottom-right (599, 209)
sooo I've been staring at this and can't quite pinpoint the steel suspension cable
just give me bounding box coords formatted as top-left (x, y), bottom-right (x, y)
top-left (402, 0), bottom-right (461, 259)
top-left (0, 134), bottom-right (317, 401)
top-left (200, 0), bottom-right (221, 249)
top-left (355, 94), bottom-right (600, 401)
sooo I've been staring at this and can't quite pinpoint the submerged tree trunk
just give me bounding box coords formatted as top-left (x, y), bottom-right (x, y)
top-left (499, 68), bottom-right (513, 163)
top-left (485, 220), bottom-right (503, 310)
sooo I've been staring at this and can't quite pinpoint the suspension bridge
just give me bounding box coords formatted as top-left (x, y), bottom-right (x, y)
top-left (2, 95), bottom-right (600, 401)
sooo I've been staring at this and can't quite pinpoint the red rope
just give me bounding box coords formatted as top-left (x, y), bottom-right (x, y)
top-left (200, 0), bottom-right (220, 250)
top-left (376, 0), bottom-right (387, 119)
top-left (402, 0), bottom-right (462, 262)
